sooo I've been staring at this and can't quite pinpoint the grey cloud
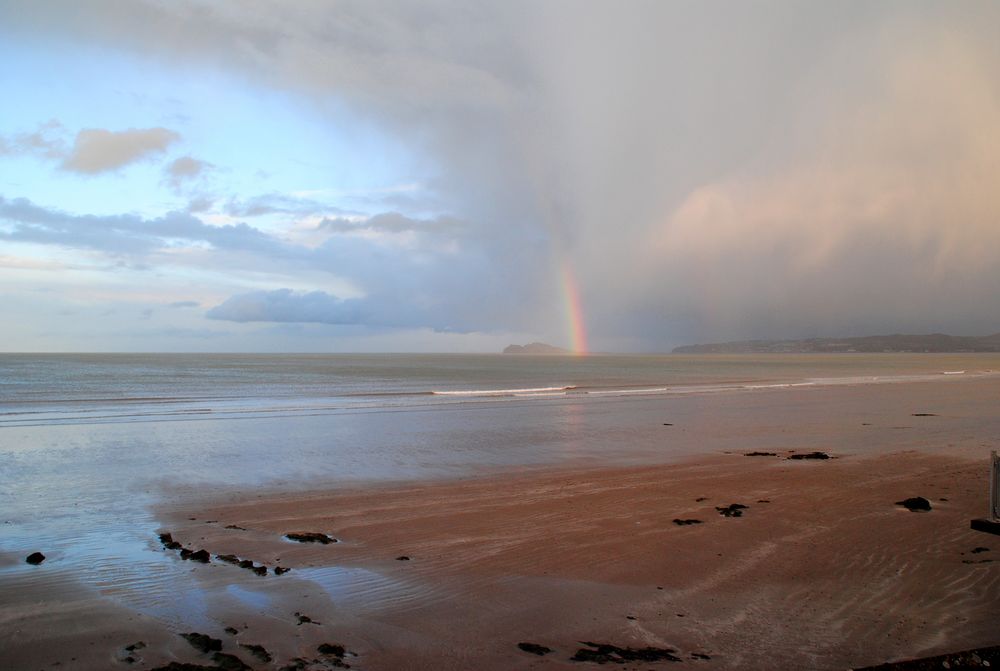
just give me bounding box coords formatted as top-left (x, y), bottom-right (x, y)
top-left (225, 193), bottom-right (356, 218)
top-left (318, 212), bottom-right (464, 235)
top-left (61, 127), bottom-right (180, 173)
top-left (168, 300), bottom-right (200, 308)
top-left (0, 196), bottom-right (286, 256)
top-left (186, 195), bottom-right (215, 213)
top-left (0, 195), bottom-right (531, 333)
top-left (207, 289), bottom-right (366, 325)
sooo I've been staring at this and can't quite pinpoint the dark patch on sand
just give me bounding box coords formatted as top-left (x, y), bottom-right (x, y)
top-left (180, 632), bottom-right (223, 654)
top-left (787, 451), bottom-right (831, 460)
top-left (240, 643), bottom-right (272, 663)
top-left (518, 642), bottom-right (553, 655)
top-left (209, 652), bottom-right (252, 671)
top-left (854, 645), bottom-right (1000, 669)
top-left (571, 641), bottom-right (681, 663)
top-left (285, 532), bottom-right (337, 544)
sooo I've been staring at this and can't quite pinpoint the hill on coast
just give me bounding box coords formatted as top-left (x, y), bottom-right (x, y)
top-left (672, 333), bottom-right (1000, 354)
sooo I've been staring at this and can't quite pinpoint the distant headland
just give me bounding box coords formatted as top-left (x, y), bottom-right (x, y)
top-left (502, 342), bottom-right (571, 355)
top-left (672, 333), bottom-right (1000, 354)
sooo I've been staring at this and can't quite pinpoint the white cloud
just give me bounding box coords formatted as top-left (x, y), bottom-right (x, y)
top-left (61, 127), bottom-right (180, 173)
top-left (164, 155), bottom-right (210, 190)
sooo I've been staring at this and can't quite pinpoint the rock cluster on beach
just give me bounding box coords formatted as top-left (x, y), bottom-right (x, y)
top-left (158, 531), bottom-right (290, 576)
top-left (716, 503), bottom-right (749, 517)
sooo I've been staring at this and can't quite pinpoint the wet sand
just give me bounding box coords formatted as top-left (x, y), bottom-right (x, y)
top-left (3, 379), bottom-right (1000, 669)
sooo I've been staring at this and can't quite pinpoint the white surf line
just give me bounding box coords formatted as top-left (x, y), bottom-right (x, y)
top-left (431, 386), bottom-right (576, 396)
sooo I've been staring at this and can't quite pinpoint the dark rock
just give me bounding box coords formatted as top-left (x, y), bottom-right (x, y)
top-left (787, 451), bottom-right (830, 460)
top-left (318, 643), bottom-right (346, 657)
top-left (295, 612), bottom-right (319, 625)
top-left (663, 423), bottom-right (673, 426)
top-left (210, 652), bottom-right (252, 671)
top-left (285, 532), bottom-right (336, 544)
top-left (180, 549), bottom-right (192, 559)
top-left (240, 644), bottom-right (272, 663)
top-left (911, 413), bottom-right (937, 417)
top-left (189, 549), bottom-right (210, 563)
top-left (895, 497), bottom-right (932, 512)
top-left (224, 627), bottom-right (238, 635)
top-left (251, 565), bottom-right (267, 576)
top-left (124, 642), bottom-right (146, 652)
top-left (216, 554), bottom-right (240, 564)
top-left (25, 552), bottom-right (45, 565)
top-left (274, 566), bottom-right (290, 575)
top-left (672, 519), bottom-right (703, 526)
top-left (158, 533), bottom-right (183, 550)
top-left (238, 560), bottom-right (254, 569)
top-left (517, 642), bottom-right (552, 656)
top-left (695, 497), bottom-right (708, 502)
top-left (971, 547), bottom-right (991, 554)
top-left (396, 555), bottom-right (410, 561)
top-left (314, 643), bottom-right (351, 668)
top-left (691, 652), bottom-right (712, 660)
top-left (716, 503), bottom-right (749, 518)
top-left (180, 632), bottom-right (223, 653)
top-left (570, 641), bottom-right (681, 663)
top-left (744, 451), bottom-right (777, 457)
top-left (224, 525), bottom-right (247, 530)
top-left (757, 499), bottom-right (771, 503)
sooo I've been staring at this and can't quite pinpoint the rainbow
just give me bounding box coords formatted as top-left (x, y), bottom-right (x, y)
top-left (560, 262), bottom-right (588, 355)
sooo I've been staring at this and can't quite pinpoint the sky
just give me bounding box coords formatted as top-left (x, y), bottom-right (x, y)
top-left (2, 1), bottom-right (1000, 353)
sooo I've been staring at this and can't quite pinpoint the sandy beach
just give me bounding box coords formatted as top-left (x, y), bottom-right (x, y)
top-left (3, 375), bottom-right (1000, 670)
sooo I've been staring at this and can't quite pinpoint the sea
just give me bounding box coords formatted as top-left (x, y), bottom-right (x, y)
top-left (2, 352), bottom-right (999, 631)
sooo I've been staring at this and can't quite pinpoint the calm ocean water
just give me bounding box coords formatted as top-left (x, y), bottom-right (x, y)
top-left (2, 352), bottom-right (997, 427)
top-left (2, 352), bottom-right (999, 634)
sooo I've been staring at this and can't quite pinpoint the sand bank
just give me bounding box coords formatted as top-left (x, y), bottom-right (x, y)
top-left (6, 450), bottom-right (997, 670)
